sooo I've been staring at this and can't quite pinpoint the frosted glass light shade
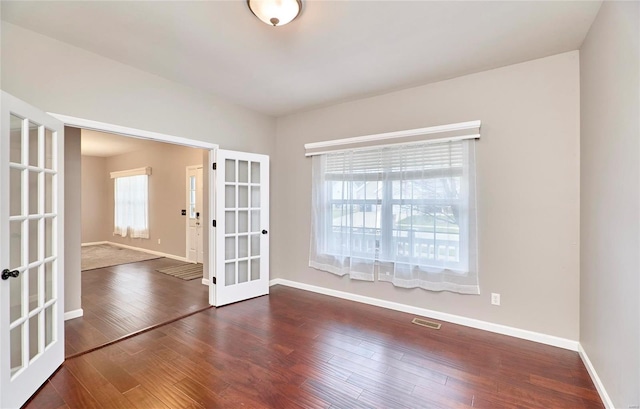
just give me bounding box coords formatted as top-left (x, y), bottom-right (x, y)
top-left (247, 0), bottom-right (302, 27)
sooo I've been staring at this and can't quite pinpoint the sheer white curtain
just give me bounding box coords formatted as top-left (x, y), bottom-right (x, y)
top-left (114, 174), bottom-right (149, 239)
top-left (309, 140), bottom-right (479, 294)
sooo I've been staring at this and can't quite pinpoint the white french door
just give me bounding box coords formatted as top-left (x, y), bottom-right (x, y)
top-left (186, 166), bottom-right (204, 264)
top-left (0, 91), bottom-right (65, 408)
top-left (212, 150), bottom-right (269, 307)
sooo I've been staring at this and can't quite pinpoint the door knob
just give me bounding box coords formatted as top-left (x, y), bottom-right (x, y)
top-left (262, 230), bottom-right (268, 235)
top-left (2, 269), bottom-right (20, 280)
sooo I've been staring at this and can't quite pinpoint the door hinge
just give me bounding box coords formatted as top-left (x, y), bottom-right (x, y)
top-left (212, 163), bottom-right (217, 170)
top-left (212, 220), bottom-right (216, 227)
top-left (212, 277), bottom-right (216, 284)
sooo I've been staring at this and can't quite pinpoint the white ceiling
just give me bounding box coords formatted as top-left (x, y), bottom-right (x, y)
top-left (1, 1), bottom-right (601, 117)
top-left (81, 129), bottom-right (158, 157)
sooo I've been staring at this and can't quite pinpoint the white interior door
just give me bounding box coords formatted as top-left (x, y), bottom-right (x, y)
top-left (212, 150), bottom-right (269, 307)
top-left (186, 166), bottom-right (203, 264)
top-left (0, 91), bottom-right (65, 409)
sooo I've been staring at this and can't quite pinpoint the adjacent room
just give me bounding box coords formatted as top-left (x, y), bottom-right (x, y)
top-left (64, 129), bottom-right (210, 356)
top-left (0, 1), bottom-right (637, 409)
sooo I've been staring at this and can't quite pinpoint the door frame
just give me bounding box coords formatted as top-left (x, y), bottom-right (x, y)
top-left (47, 113), bottom-right (219, 306)
top-left (185, 164), bottom-right (204, 264)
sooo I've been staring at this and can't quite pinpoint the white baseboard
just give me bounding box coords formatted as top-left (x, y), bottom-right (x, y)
top-left (269, 278), bottom-right (579, 351)
top-left (81, 241), bottom-right (108, 247)
top-left (578, 344), bottom-right (615, 409)
top-left (202, 278), bottom-right (209, 286)
top-left (105, 241), bottom-right (191, 263)
top-left (64, 309), bottom-right (83, 321)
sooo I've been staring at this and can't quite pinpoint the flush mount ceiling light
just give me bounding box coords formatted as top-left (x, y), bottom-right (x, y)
top-left (247, 0), bottom-right (302, 27)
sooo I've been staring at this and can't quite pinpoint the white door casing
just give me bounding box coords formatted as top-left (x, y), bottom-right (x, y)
top-left (1, 91), bottom-right (65, 409)
top-left (186, 166), bottom-right (204, 264)
top-left (212, 150), bottom-right (269, 307)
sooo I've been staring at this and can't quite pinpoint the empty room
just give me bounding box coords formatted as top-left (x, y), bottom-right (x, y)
top-left (69, 129), bottom-right (211, 355)
top-left (0, 1), bottom-right (638, 409)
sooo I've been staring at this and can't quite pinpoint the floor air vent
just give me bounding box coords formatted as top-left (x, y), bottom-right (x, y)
top-left (411, 318), bottom-right (442, 330)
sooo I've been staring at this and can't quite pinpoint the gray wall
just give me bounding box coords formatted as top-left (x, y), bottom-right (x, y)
top-left (64, 127), bottom-right (81, 313)
top-left (0, 22), bottom-right (277, 154)
top-left (580, 1), bottom-right (640, 408)
top-left (80, 155), bottom-right (109, 243)
top-left (1, 22), bottom-right (277, 314)
top-left (274, 51), bottom-right (581, 340)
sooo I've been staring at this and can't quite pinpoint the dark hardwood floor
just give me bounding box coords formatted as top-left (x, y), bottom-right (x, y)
top-left (65, 258), bottom-right (209, 357)
top-left (28, 285), bottom-right (601, 408)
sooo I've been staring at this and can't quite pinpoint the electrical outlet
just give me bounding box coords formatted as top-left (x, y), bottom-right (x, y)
top-left (157, 239), bottom-right (161, 244)
top-left (491, 293), bottom-right (501, 306)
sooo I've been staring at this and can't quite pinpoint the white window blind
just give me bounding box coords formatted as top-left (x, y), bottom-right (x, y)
top-left (113, 171), bottom-right (150, 239)
top-left (309, 140), bottom-right (479, 294)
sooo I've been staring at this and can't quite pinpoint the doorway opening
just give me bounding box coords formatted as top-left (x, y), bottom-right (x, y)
top-left (57, 114), bottom-right (217, 358)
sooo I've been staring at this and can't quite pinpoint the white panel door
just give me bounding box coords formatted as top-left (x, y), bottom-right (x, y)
top-left (213, 150), bottom-right (269, 307)
top-left (186, 166), bottom-right (203, 264)
top-left (0, 91), bottom-right (65, 409)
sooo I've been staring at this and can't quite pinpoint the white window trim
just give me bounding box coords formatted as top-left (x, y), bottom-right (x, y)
top-left (304, 120), bottom-right (481, 157)
top-left (110, 166), bottom-right (152, 179)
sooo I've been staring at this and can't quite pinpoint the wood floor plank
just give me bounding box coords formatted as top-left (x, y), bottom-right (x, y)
top-left (300, 378), bottom-right (369, 409)
top-left (173, 377), bottom-right (229, 408)
top-left (529, 373), bottom-right (602, 402)
top-left (81, 350), bottom-right (140, 393)
top-left (122, 386), bottom-right (172, 409)
top-left (63, 356), bottom-right (133, 407)
top-left (66, 258), bottom-right (208, 356)
top-left (23, 381), bottom-right (66, 409)
top-left (48, 367), bottom-right (103, 409)
top-left (26, 285), bottom-right (602, 409)
top-left (130, 367), bottom-right (202, 409)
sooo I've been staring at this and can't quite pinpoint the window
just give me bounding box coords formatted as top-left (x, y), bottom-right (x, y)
top-left (310, 140), bottom-right (478, 294)
top-left (112, 168), bottom-right (151, 239)
top-left (189, 175), bottom-right (197, 218)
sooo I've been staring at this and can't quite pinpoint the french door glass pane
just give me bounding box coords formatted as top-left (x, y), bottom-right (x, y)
top-left (29, 315), bottom-right (39, 360)
top-left (10, 325), bottom-right (23, 373)
top-left (44, 262), bottom-right (54, 302)
top-left (29, 171), bottom-right (39, 215)
top-left (251, 235), bottom-right (260, 256)
top-left (238, 211), bottom-right (248, 233)
top-left (251, 161), bottom-right (260, 183)
top-left (45, 305), bottom-right (54, 347)
top-left (10, 114), bottom-right (23, 164)
top-left (251, 210), bottom-right (260, 232)
top-left (238, 160), bottom-right (248, 183)
top-left (238, 236), bottom-right (248, 258)
top-left (225, 237), bottom-right (235, 260)
top-left (251, 187), bottom-right (260, 208)
top-left (238, 186), bottom-right (248, 208)
top-left (238, 260), bottom-right (248, 283)
top-left (45, 217), bottom-right (54, 258)
top-left (45, 173), bottom-right (53, 213)
top-left (44, 128), bottom-right (54, 169)
top-left (225, 262), bottom-right (235, 285)
top-left (225, 159), bottom-right (235, 182)
top-left (29, 219), bottom-right (39, 263)
top-left (10, 220), bottom-right (22, 269)
top-left (10, 167), bottom-right (22, 216)
top-left (251, 258), bottom-right (260, 281)
top-left (28, 267), bottom-right (39, 312)
top-left (225, 185), bottom-right (235, 208)
top-left (28, 122), bottom-right (39, 167)
top-left (9, 270), bottom-right (23, 322)
top-left (225, 211), bottom-right (235, 234)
